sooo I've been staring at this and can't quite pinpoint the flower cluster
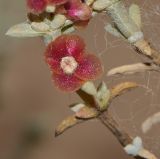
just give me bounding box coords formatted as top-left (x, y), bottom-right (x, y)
top-left (7, 0), bottom-right (104, 93)
top-left (27, 0), bottom-right (92, 21)
top-left (45, 34), bottom-right (103, 92)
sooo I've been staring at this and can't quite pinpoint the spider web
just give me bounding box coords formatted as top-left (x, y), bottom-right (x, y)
top-left (82, 0), bottom-right (160, 157)
top-left (102, 0), bottom-right (160, 157)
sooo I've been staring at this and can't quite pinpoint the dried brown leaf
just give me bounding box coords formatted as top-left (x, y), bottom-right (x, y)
top-left (107, 63), bottom-right (159, 76)
top-left (55, 115), bottom-right (81, 137)
top-left (76, 107), bottom-right (98, 119)
top-left (110, 82), bottom-right (138, 99)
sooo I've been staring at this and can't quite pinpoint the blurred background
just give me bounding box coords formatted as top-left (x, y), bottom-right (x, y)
top-left (0, 0), bottom-right (160, 159)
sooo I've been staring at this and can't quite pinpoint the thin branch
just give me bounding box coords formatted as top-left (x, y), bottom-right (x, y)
top-left (99, 83), bottom-right (158, 159)
top-left (55, 82), bottom-right (138, 136)
top-left (56, 81), bottom-right (157, 159)
top-left (99, 84), bottom-right (158, 159)
top-left (99, 112), bottom-right (132, 147)
top-left (99, 112), bottom-right (157, 159)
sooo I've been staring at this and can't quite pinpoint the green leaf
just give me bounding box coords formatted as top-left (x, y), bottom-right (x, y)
top-left (43, 29), bottom-right (61, 45)
top-left (31, 22), bottom-right (50, 32)
top-left (104, 24), bottom-right (122, 37)
top-left (6, 22), bottom-right (46, 38)
top-left (97, 82), bottom-right (110, 110)
top-left (50, 14), bottom-right (66, 30)
top-left (81, 82), bottom-right (97, 96)
top-left (93, 0), bottom-right (114, 11)
top-left (129, 4), bottom-right (142, 29)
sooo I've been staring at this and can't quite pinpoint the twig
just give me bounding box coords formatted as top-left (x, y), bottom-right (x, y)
top-left (99, 112), bottom-right (157, 159)
top-left (55, 82), bottom-right (138, 136)
top-left (56, 81), bottom-right (157, 159)
top-left (99, 82), bottom-right (157, 159)
top-left (99, 111), bottom-right (132, 147)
